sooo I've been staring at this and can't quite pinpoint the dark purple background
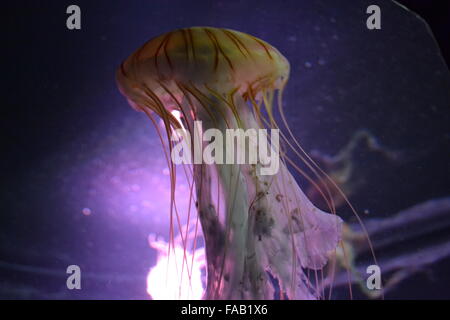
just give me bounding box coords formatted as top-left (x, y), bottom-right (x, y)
top-left (1, 0), bottom-right (449, 299)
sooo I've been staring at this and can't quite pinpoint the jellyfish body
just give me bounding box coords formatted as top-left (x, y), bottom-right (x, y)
top-left (117, 27), bottom-right (342, 299)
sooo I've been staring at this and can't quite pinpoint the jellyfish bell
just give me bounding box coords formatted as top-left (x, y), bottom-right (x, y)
top-left (117, 27), bottom-right (289, 110)
top-left (117, 27), bottom-right (346, 299)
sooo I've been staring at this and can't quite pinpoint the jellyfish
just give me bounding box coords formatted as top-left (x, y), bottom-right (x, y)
top-left (116, 27), bottom-right (347, 299)
top-left (307, 129), bottom-right (402, 210)
top-left (330, 197), bottom-right (450, 299)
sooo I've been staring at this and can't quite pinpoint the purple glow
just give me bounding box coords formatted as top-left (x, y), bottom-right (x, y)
top-left (60, 113), bottom-right (205, 298)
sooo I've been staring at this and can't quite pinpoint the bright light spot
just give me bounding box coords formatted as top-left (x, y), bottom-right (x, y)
top-left (147, 236), bottom-right (205, 300)
top-left (82, 208), bottom-right (91, 216)
top-left (171, 110), bottom-right (182, 124)
top-left (159, 110), bottom-right (184, 129)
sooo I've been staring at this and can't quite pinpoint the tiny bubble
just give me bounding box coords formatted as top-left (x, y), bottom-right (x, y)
top-left (110, 176), bottom-right (120, 184)
top-left (141, 200), bottom-right (152, 208)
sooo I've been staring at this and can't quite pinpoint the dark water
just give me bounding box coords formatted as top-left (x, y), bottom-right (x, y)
top-left (1, 0), bottom-right (449, 299)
